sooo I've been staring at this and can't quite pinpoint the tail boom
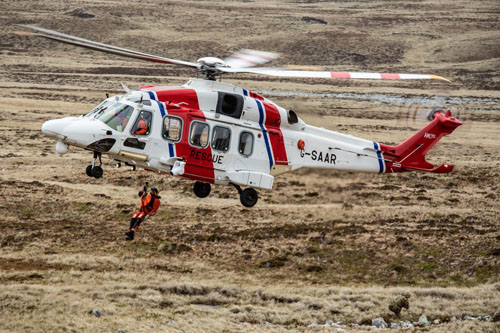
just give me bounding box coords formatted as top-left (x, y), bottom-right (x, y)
top-left (379, 110), bottom-right (462, 173)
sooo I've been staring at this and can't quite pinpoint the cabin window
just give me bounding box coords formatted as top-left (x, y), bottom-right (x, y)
top-left (131, 110), bottom-right (152, 136)
top-left (216, 92), bottom-right (244, 119)
top-left (287, 110), bottom-right (298, 124)
top-left (239, 131), bottom-right (254, 157)
top-left (189, 121), bottom-right (209, 148)
top-left (211, 126), bottom-right (231, 152)
top-left (162, 116), bottom-right (182, 141)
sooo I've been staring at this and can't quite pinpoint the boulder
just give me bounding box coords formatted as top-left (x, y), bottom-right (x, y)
top-left (372, 317), bottom-right (387, 329)
top-left (418, 315), bottom-right (430, 325)
top-left (400, 321), bottom-right (413, 328)
top-left (390, 322), bottom-right (400, 329)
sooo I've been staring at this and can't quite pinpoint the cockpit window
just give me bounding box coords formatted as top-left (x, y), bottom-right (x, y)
top-left (95, 102), bottom-right (134, 132)
top-left (131, 110), bottom-right (153, 136)
top-left (85, 99), bottom-right (113, 118)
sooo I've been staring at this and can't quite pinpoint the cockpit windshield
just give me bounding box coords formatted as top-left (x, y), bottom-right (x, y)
top-left (84, 99), bottom-right (113, 118)
top-left (95, 102), bottom-right (135, 132)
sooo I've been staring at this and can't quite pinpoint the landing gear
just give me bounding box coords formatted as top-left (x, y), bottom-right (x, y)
top-left (240, 188), bottom-right (258, 207)
top-left (91, 166), bottom-right (103, 178)
top-left (86, 152), bottom-right (103, 179)
top-left (193, 181), bottom-right (211, 198)
top-left (231, 183), bottom-right (259, 207)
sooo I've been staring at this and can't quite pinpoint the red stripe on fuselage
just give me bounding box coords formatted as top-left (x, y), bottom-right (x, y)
top-left (249, 91), bottom-right (264, 101)
top-left (262, 101), bottom-right (288, 165)
top-left (149, 87), bottom-right (215, 183)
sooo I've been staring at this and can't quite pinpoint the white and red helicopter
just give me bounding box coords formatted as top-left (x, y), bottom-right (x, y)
top-left (23, 25), bottom-right (462, 207)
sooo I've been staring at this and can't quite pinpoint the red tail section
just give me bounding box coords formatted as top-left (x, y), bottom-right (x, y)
top-left (379, 110), bottom-right (462, 173)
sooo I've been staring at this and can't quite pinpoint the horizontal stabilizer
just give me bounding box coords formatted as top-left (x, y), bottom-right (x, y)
top-left (402, 163), bottom-right (454, 173)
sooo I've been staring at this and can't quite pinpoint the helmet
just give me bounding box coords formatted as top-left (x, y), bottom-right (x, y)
top-left (151, 186), bottom-right (159, 195)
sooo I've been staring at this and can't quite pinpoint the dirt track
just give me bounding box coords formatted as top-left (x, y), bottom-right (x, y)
top-left (0, 1), bottom-right (499, 332)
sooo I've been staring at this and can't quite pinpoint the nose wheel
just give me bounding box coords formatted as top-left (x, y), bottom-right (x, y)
top-left (86, 152), bottom-right (103, 179)
top-left (232, 183), bottom-right (259, 207)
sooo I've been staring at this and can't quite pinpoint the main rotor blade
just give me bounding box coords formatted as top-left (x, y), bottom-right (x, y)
top-left (20, 25), bottom-right (200, 69)
top-left (219, 67), bottom-right (451, 83)
top-left (224, 49), bottom-right (279, 68)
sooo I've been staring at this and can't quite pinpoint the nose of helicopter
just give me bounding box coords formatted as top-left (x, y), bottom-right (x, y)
top-left (41, 117), bottom-right (110, 148)
top-left (41, 118), bottom-right (68, 139)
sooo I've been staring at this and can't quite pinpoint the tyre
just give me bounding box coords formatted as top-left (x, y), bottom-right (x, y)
top-left (86, 165), bottom-right (93, 177)
top-left (193, 181), bottom-right (211, 198)
top-left (240, 188), bottom-right (258, 208)
top-left (91, 166), bottom-right (103, 179)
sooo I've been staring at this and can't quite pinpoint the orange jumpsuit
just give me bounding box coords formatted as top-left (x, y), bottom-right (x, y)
top-left (129, 192), bottom-right (161, 233)
top-left (134, 120), bottom-right (148, 135)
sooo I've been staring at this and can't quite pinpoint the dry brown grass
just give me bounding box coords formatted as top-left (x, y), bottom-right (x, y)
top-left (1, 0), bottom-right (499, 331)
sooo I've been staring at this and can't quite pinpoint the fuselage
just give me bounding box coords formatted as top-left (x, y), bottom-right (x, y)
top-left (41, 79), bottom-right (387, 190)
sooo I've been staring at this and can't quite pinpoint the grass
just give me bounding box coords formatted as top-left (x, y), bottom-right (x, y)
top-left (1, 0), bottom-right (499, 330)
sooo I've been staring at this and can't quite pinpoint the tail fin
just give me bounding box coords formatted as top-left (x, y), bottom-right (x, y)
top-left (380, 110), bottom-right (462, 173)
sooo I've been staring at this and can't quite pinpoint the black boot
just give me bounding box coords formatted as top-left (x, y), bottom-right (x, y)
top-left (125, 230), bottom-right (134, 240)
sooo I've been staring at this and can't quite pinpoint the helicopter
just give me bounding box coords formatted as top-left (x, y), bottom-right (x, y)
top-left (22, 25), bottom-right (462, 207)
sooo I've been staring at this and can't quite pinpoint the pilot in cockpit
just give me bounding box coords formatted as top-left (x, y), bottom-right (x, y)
top-left (133, 112), bottom-right (151, 135)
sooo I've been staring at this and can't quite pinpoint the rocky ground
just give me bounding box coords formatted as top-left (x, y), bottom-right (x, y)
top-left (0, 0), bottom-right (499, 332)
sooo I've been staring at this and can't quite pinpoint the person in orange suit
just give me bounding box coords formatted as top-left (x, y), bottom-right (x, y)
top-left (134, 119), bottom-right (148, 135)
top-left (125, 185), bottom-right (161, 240)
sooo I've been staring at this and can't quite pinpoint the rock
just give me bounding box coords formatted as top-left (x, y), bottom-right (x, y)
top-left (400, 321), bottom-right (413, 328)
top-left (92, 309), bottom-right (101, 318)
top-left (390, 322), bottom-right (400, 328)
top-left (307, 323), bottom-right (317, 328)
top-left (492, 311), bottom-right (500, 322)
top-left (388, 295), bottom-right (410, 316)
top-left (335, 328), bottom-right (345, 332)
top-left (263, 321), bottom-right (271, 326)
top-left (463, 316), bottom-right (476, 321)
top-left (418, 315), bottom-right (430, 325)
top-left (325, 320), bottom-right (334, 327)
top-left (433, 319), bottom-right (440, 324)
top-left (478, 315), bottom-right (491, 321)
top-left (166, 320), bottom-right (176, 325)
top-left (372, 317), bottom-right (387, 329)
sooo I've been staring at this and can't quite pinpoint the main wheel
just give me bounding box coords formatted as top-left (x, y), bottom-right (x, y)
top-left (193, 181), bottom-right (211, 198)
top-left (91, 166), bottom-right (103, 179)
top-left (240, 188), bottom-right (258, 208)
top-left (86, 165), bottom-right (93, 177)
